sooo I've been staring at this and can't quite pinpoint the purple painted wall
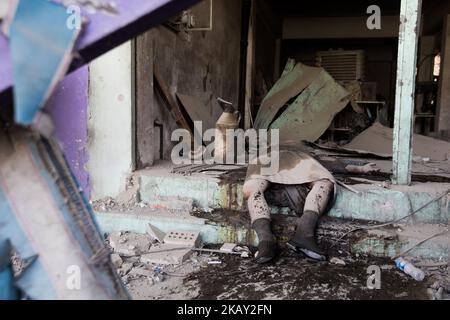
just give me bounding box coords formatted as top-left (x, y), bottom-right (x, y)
top-left (45, 66), bottom-right (90, 197)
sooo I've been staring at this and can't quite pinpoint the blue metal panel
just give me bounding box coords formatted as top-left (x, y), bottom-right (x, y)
top-left (9, 0), bottom-right (79, 124)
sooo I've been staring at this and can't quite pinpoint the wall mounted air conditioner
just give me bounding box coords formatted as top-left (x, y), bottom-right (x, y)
top-left (316, 50), bottom-right (366, 83)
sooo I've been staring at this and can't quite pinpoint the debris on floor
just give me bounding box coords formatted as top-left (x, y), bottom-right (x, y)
top-left (92, 195), bottom-right (148, 213)
top-left (220, 243), bottom-right (237, 253)
top-left (329, 257), bottom-right (346, 266)
top-left (106, 229), bottom-right (209, 299)
top-left (142, 244), bottom-right (194, 265)
top-left (428, 275), bottom-right (450, 300)
top-left (185, 252), bottom-right (448, 300)
top-left (343, 122), bottom-right (450, 161)
top-left (92, 177), bottom-right (148, 212)
top-left (106, 231), bottom-right (449, 300)
top-left (110, 253), bottom-right (123, 268)
top-left (109, 231), bottom-right (152, 256)
top-left (140, 230), bottom-right (202, 265)
top-left (110, 239), bottom-right (216, 300)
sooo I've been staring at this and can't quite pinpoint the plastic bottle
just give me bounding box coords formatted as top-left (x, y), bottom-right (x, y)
top-left (395, 258), bottom-right (425, 281)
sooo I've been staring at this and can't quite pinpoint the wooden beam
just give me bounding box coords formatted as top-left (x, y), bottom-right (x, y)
top-left (153, 64), bottom-right (191, 134)
top-left (135, 32), bottom-right (155, 168)
top-left (392, 0), bottom-right (422, 185)
top-left (244, 0), bottom-right (255, 130)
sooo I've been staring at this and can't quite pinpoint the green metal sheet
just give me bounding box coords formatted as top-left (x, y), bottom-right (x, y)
top-left (270, 68), bottom-right (350, 144)
top-left (254, 63), bottom-right (321, 129)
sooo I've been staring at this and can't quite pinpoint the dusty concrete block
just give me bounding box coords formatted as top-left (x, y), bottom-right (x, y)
top-left (110, 253), bottom-right (123, 268)
top-left (109, 232), bottom-right (151, 256)
top-left (163, 231), bottom-right (201, 248)
top-left (120, 263), bottom-right (133, 275)
top-left (146, 223), bottom-right (165, 243)
top-left (141, 244), bottom-right (193, 265)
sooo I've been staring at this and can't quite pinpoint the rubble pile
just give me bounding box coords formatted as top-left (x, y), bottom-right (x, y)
top-left (106, 229), bottom-right (250, 300)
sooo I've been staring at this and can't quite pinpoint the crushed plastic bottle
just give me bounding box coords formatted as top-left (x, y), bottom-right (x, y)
top-left (395, 258), bottom-right (425, 281)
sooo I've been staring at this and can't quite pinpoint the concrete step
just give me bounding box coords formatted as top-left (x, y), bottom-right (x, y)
top-left (137, 166), bottom-right (244, 212)
top-left (350, 223), bottom-right (449, 261)
top-left (136, 166), bottom-right (450, 224)
top-left (95, 208), bottom-right (450, 261)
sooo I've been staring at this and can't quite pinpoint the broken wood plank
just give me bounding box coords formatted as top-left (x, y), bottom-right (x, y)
top-left (153, 65), bottom-right (192, 133)
top-left (176, 93), bottom-right (219, 130)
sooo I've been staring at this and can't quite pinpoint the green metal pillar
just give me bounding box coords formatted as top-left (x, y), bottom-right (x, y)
top-left (392, 0), bottom-right (422, 185)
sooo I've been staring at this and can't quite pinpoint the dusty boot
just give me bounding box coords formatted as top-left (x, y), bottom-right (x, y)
top-left (252, 219), bottom-right (276, 264)
top-left (287, 210), bottom-right (326, 261)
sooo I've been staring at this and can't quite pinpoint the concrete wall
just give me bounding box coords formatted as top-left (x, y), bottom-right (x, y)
top-left (87, 41), bottom-right (134, 200)
top-left (283, 16), bottom-right (400, 40)
top-left (135, 0), bottom-right (242, 166)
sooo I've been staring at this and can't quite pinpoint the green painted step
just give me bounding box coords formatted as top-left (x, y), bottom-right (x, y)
top-left (96, 210), bottom-right (450, 261)
top-left (137, 169), bottom-right (450, 224)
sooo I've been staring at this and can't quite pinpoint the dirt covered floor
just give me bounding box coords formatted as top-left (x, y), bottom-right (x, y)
top-left (185, 252), bottom-right (431, 300)
top-left (114, 235), bottom-right (448, 300)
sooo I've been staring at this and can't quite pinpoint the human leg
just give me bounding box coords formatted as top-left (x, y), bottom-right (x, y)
top-left (287, 179), bottom-right (334, 261)
top-left (243, 178), bottom-right (276, 263)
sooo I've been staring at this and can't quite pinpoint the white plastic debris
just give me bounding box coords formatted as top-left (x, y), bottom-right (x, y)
top-left (220, 243), bottom-right (237, 253)
top-left (330, 257), bottom-right (346, 266)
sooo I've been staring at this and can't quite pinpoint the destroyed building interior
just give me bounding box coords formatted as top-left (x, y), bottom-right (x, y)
top-left (0, 0), bottom-right (450, 301)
